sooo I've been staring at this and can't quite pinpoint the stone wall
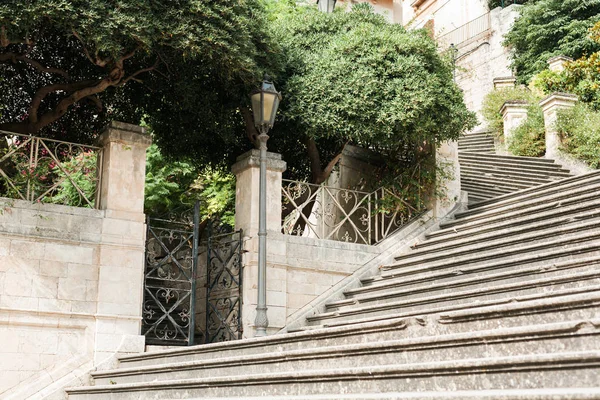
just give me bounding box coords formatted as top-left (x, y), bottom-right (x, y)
top-left (455, 5), bottom-right (520, 125)
top-left (240, 232), bottom-right (381, 336)
top-left (0, 122), bottom-right (151, 399)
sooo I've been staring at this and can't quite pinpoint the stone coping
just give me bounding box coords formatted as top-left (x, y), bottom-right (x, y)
top-left (499, 100), bottom-right (528, 114)
top-left (232, 149), bottom-right (287, 174)
top-left (98, 121), bottom-right (152, 147)
top-left (539, 92), bottom-right (578, 109)
top-left (547, 55), bottom-right (573, 64)
top-left (0, 196), bottom-right (105, 218)
top-left (493, 76), bottom-right (517, 83)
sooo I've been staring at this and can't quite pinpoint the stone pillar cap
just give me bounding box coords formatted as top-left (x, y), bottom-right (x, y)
top-left (500, 100), bottom-right (529, 114)
top-left (547, 55), bottom-right (573, 64)
top-left (539, 92), bottom-right (579, 109)
top-left (232, 149), bottom-right (287, 175)
top-left (98, 121), bottom-right (152, 148)
top-left (493, 76), bottom-right (517, 83)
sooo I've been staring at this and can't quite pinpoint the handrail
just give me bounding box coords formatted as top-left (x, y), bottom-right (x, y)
top-left (0, 131), bottom-right (102, 208)
top-left (281, 179), bottom-right (423, 245)
top-left (437, 12), bottom-right (491, 48)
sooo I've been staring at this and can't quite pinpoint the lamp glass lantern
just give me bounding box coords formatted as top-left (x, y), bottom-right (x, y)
top-left (318, 0), bottom-right (337, 13)
top-left (250, 78), bottom-right (281, 133)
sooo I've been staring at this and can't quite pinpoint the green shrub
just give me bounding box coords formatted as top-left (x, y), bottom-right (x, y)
top-left (530, 70), bottom-right (569, 96)
top-left (507, 105), bottom-right (546, 157)
top-left (556, 104), bottom-right (600, 168)
top-left (488, 0), bottom-right (530, 9)
top-left (481, 87), bottom-right (540, 136)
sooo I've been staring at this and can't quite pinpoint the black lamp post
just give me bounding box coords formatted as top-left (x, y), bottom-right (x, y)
top-left (249, 75), bottom-right (281, 337)
top-left (318, 0), bottom-right (337, 13)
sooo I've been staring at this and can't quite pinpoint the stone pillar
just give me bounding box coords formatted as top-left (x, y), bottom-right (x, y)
top-left (493, 76), bottom-right (517, 90)
top-left (392, 0), bottom-right (403, 24)
top-left (433, 140), bottom-right (462, 219)
top-left (500, 100), bottom-right (528, 144)
top-left (94, 121), bottom-right (152, 365)
top-left (547, 56), bottom-right (573, 73)
top-left (232, 149), bottom-right (287, 337)
top-left (539, 93), bottom-right (578, 159)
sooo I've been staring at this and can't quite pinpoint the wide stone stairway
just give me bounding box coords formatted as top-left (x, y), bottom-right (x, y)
top-left (458, 130), bottom-right (572, 203)
top-left (67, 168), bottom-right (600, 399)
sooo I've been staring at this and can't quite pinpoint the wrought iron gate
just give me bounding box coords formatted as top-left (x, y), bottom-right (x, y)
top-left (142, 203), bottom-right (200, 346)
top-left (142, 203), bottom-right (243, 346)
top-left (206, 229), bottom-right (244, 343)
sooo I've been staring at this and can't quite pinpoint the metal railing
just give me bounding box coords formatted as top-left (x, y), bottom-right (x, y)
top-left (438, 12), bottom-right (491, 49)
top-left (0, 131), bottom-right (102, 208)
top-left (281, 180), bottom-right (424, 245)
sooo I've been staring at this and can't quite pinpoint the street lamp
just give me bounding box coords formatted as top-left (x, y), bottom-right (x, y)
top-left (317, 0), bottom-right (337, 13)
top-left (249, 75), bottom-right (282, 337)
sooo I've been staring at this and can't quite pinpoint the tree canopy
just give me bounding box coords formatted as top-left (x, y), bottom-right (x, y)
top-left (0, 0), bottom-right (476, 196)
top-left (0, 0), bottom-right (274, 160)
top-left (504, 0), bottom-right (600, 83)
top-left (268, 2), bottom-right (476, 184)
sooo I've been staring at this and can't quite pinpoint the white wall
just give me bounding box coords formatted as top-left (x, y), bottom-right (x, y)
top-left (454, 6), bottom-right (520, 124)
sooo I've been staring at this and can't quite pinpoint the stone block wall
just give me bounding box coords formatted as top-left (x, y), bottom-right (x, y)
top-left (0, 122), bottom-right (151, 399)
top-left (240, 233), bottom-right (381, 337)
top-left (455, 5), bottom-right (520, 125)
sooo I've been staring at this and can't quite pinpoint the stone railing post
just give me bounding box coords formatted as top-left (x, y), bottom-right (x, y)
top-left (500, 100), bottom-right (528, 144)
top-left (493, 76), bottom-right (517, 90)
top-left (232, 149), bottom-right (287, 337)
top-left (433, 140), bottom-right (462, 219)
top-left (539, 93), bottom-right (578, 159)
top-left (94, 121), bottom-right (152, 364)
top-left (547, 56), bottom-right (573, 73)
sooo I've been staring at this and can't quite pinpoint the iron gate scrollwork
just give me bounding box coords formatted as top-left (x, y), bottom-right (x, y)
top-left (142, 202), bottom-right (244, 346)
top-left (206, 228), bottom-right (243, 343)
top-left (142, 203), bottom-right (200, 346)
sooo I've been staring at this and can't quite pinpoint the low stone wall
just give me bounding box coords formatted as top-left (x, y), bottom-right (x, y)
top-left (241, 232), bottom-right (381, 336)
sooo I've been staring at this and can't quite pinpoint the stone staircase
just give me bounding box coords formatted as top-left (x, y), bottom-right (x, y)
top-left (458, 131), bottom-right (572, 204)
top-left (66, 170), bottom-right (600, 399)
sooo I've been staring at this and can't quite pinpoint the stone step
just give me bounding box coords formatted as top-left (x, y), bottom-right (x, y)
top-left (462, 170), bottom-right (553, 185)
top-left (99, 389), bottom-right (600, 400)
top-left (467, 195), bottom-right (490, 204)
top-left (458, 153), bottom-right (564, 171)
top-left (326, 267), bottom-right (600, 317)
top-left (351, 256), bottom-right (600, 303)
top-left (461, 176), bottom-right (532, 190)
top-left (458, 142), bottom-right (495, 149)
top-left (465, 170), bottom-right (600, 212)
top-left (461, 178), bottom-right (523, 192)
top-left (413, 204), bottom-right (600, 253)
top-left (458, 137), bottom-right (495, 144)
top-left (90, 320), bottom-right (600, 386)
top-left (66, 351), bottom-right (600, 399)
top-left (119, 319), bottom-right (419, 370)
top-left (459, 159), bottom-right (570, 174)
top-left (384, 229), bottom-right (600, 276)
top-left (368, 244), bottom-right (600, 294)
top-left (306, 281), bottom-right (600, 328)
top-left (394, 216), bottom-right (600, 265)
top-left (460, 166), bottom-right (565, 182)
top-left (458, 146), bottom-right (496, 153)
top-left (460, 182), bottom-right (517, 197)
top-left (437, 186), bottom-right (600, 232)
top-left (459, 151), bottom-right (558, 163)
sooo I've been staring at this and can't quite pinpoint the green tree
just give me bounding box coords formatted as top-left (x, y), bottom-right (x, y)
top-left (144, 144), bottom-right (236, 225)
top-left (0, 0), bottom-right (275, 156)
top-left (268, 2), bottom-right (476, 184)
top-left (504, 0), bottom-right (600, 84)
top-left (531, 22), bottom-right (600, 110)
